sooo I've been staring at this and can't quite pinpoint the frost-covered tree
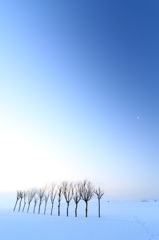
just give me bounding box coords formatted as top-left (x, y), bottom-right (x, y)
top-left (50, 184), bottom-right (56, 215)
top-left (44, 192), bottom-right (49, 214)
top-left (18, 191), bottom-right (24, 212)
top-left (62, 181), bottom-right (73, 217)
top-left (37, 187), bottom-right (46, 214)
top-left (94, 187), bottom-right (104, 218)
top-left (80, 180), bottom-right (94, 217)
top-left (22, 191), bottom-right (27, 212)
top-left (27, 189), bottom-right (36, 213)
top-left (73, 182), bottom-right (82, 217)
top-left (13, 191), bottom-right (21, 211)
top-left (57, 186), bottom-right (62, 216)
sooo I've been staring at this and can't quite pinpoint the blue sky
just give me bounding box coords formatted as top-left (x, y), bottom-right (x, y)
top-left (0, 0), bottom-right (159, 199)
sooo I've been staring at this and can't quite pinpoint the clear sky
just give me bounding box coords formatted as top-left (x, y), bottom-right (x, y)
top-left (0, 0), bottom-right (159, 199)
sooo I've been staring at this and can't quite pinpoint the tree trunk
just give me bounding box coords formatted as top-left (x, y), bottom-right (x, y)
top-left (38, 203), bottom-right (41, 214)
top-left (58, 201), bottom-right (60, 216)
top-left (33, 202), bottom-right (36, 213)
top-left (13, 199), bottom-right (18, 211)
top-left (44, 202), bottom-right (47, 214)
top-left (18, 198), bottom-right (22, 212)
top-left (85, 201), bottom-right (88, 218)
top-left (51, 202), bottom-right (54, 215)
top-left (27, 202), bottom-right (30, 213)
top-left (67, 202), bottom-right (69, 217)
top-left (22, 202), bottom-right (26, 212)
top-left (98, 198), bottom-right (100, 218)
top-left (75, 202), bottom-right (78, 217)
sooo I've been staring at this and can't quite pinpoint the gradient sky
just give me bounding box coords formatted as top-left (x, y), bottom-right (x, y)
top-left (0, 0), bottom-right (159, 199)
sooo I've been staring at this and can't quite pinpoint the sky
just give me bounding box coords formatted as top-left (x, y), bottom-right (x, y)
top-left (0, 0), bottom-right (159, 200)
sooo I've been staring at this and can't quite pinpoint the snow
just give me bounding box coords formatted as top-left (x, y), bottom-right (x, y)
top-left (0, 200), bottom-right (159, 240)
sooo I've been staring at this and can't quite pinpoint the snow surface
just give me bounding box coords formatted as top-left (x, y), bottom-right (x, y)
top-left (0, 200), bottom-right (159, 240)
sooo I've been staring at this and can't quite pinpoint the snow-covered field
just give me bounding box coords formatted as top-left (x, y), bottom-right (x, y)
top-left (0, 200), bottom-right (159, 240)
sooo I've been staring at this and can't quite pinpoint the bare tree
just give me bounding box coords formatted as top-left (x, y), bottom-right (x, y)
top-left (13, 191), bottom-right (21, 211)
top-left (50, 184), bottom-right (56, 215)
top-left (18, 191), bottom-right (24, 212)
top-left (57, 186), bottom-right (62, 216)
top-left (44, 192), bottom-right (49, 214)
top-left (94, 187), bottom-right (104, 218)
top-left (80, 180), bottom-right (94, 218)
top-left (37, 187), bottom-right (47, 214)
top-left (33, 196), bottom-right (38, 214)
top-left (27, 189), bottom-right (36, 213)
top-left (73, 182), bottom-right (82, 217)
top-left (22, 191), bottom-right (27, 212)
top-left (62, 181), bottom-right (73, 217)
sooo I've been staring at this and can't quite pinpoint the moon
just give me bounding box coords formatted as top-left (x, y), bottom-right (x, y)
top-left (137, 116), bottom-right (140, 120)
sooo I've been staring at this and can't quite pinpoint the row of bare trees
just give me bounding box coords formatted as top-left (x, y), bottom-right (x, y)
top-left (13, 180), bottom-right (104, 218)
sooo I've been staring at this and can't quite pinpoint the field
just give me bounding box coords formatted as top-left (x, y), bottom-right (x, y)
top-left (0, 200), bottom-right (159, 240)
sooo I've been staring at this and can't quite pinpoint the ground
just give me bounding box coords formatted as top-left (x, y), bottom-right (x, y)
top-left (0, 200), bottom-right (159, 240)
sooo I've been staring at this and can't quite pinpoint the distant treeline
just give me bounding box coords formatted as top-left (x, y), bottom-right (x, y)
top-left (13, 180), bottom-right (104, 218)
